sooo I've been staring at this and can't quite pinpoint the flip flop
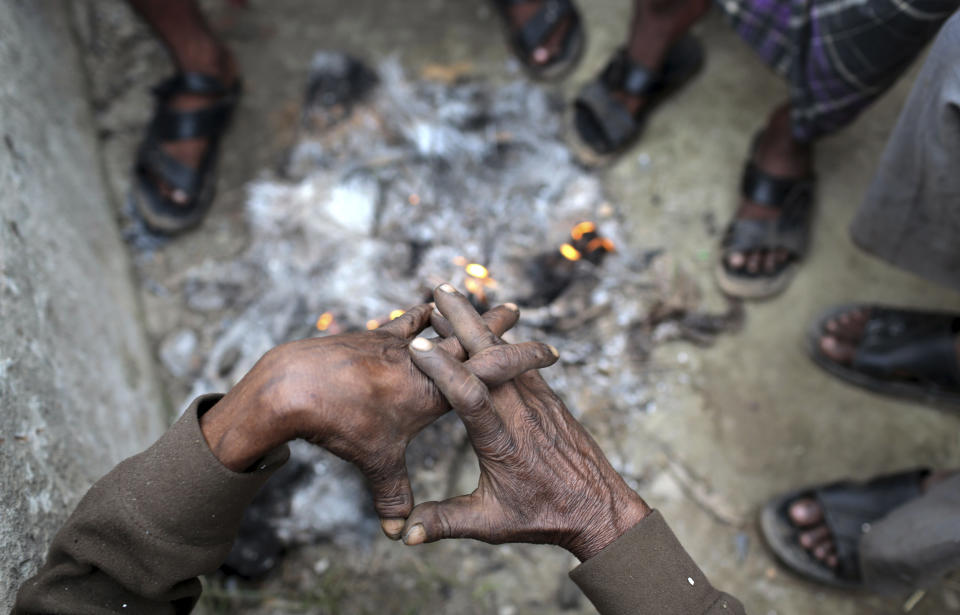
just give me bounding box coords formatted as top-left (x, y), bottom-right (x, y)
top-left (760, 469), bottom-right (929, 589)
top-left (133, 72), bottom-right (241, 235)
top-left (492, 0), bottom-right (585, 81)
top-left (715, 133), bottom-right (816, 300)
top-left (807, 304), bottom-right (960, 407)
top-left (570, 36), bottom-right (704, 166)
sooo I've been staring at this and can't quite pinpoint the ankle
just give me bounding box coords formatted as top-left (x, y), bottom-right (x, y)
top-left (174, 41), bottom-right (237, 83)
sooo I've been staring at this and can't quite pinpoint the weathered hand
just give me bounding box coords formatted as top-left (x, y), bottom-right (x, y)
top-left (201, 300), bottom-right (559, 538)
top-left (403, 286), bottom-right (651, 561)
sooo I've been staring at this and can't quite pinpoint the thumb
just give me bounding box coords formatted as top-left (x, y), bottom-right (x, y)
top-left (401, 494), bottom-right (490, 546)
top-left (364, 454), bottom-right (415, 540)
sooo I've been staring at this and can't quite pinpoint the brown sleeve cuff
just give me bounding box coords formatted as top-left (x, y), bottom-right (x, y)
top-left (115, 394), bottom-right (290, 545)
top-left (569, 510), bottom-right (745, 615)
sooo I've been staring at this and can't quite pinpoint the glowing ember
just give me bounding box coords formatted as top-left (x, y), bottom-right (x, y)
top-left (365, 320), bottom-right (380, 330)
top-left (452, 256), bottom-right (468, 267)
top-left (408, 193), bottom-right (421, 206)
top-left (570, 221), bottom-right (596, 241)
top-left (315, 312), bottom-right (335, 331)
top-left (559, 243), bottom-right (582, 261)
top-left (389, 309), bottom-right (405, 320)
top-left (465, 263), bottom-right (489, 279)
top-left (586, 237), bottom-right (616, 253)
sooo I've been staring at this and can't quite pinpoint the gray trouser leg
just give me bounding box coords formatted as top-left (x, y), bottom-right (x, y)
top-left (849, 11), bottom-right (960, 293)
top-left (860, 474), bottom-right (960, 594)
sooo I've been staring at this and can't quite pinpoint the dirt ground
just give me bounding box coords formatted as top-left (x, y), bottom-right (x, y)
top-left (73, 1), bottom-right (960, 613)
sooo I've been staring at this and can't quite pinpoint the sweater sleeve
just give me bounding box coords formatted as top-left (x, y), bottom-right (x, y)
top-left (12, 394), bottom-right (289, 614)
top-left (569, 510), bottom-right (746, 615)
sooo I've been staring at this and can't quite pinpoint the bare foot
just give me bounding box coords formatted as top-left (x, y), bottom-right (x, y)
top-left (147, 46), bottom-right (239, 206)
top-left (505, 0), bottom-right (575, 67)
top-left (724, 103), bottom-right (812, 276)
top-left (818, 307), bottom-right (960, 367)
top-left (787, 470), bottom-right (958, 570)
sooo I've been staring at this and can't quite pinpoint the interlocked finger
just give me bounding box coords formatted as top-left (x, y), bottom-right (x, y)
top-left (436, 303), bottom-right (519, 360)
top-left (409, 337), bottom-right (504, 443)
top-left (433, 284), bottom-right (502, 356)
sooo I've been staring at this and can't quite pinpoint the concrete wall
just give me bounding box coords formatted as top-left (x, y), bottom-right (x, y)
top-left (0, 1), bottom-right (166, 608)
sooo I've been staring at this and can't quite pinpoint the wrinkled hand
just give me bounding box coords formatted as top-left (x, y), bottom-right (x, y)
top-left (403, 286), bottom-right (651, 561)
top-left (201, 299), bottom-right (558, 538)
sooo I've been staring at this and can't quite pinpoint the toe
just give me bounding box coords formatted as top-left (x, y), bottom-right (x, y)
top-left (763, 251), bottom-right (778, 274)
top-left (798, 525), bottom-right (830, 548)
top-left (813, 541), bottom-right (833, 561)
top-left (788, 498), bottom-right (824, 526)
top-left (727, 252), bottom-right (746, 269)
top-left (820, 335), bottom-right (856, 364)
top-left (532, 47), bottom-right (550, 65)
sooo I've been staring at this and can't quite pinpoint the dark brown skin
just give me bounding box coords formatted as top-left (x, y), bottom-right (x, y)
top-left (404, 285), bottom-right (652, 561)
top-left (200, 301), bottom-right (559, 538)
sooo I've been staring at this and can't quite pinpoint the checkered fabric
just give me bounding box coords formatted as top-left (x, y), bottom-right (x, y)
top-left (717, 0), bottom-right (959, 140)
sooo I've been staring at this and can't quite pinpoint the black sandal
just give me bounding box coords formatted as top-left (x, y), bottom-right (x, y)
top-left (715, 133), bottom-right (816, 299)
top-left (133, 72), bottom-right (241, 235)
top-left (760, 469), bottom-right (929, 588)
top-left (807, 304), bottom-right (960, 407)
top-left (492, 0), bottom-right (585, 80)
top-left (571, 36), bottom-right (704, 165)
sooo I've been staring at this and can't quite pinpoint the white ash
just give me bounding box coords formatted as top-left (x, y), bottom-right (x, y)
top-left (164, 53), bottom-right (735, 547)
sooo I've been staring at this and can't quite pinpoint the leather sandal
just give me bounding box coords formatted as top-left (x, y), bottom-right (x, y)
top-left (715, 133), bottom-right (816, 299)
top-left (807, 304), bottom-right (960, 407)
top-left (760, 469), bottom-right (929, 588)
top-left (571, 36), bottom-right (704, 165)
top-left (492, 0), bottom-right (585, 80)
top-left (133, 72), bottom-right (241, 235)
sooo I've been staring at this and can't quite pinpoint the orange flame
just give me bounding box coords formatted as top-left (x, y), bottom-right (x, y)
top-left (366, 319), bottom-right (380, 330)
top-left (465, 263), bottom-right (489, 279)
top-left (586, 237), bottom-right (616, 253)
top-left (389, 309), bottom-right (406, 320)
top-left (464, 277), bottom-right (486, 301)
top-left (316, 312), bottom-right (334, 331)
top-left (559, 243), bottom-right (582, 261)
top-left (570, 221), bottom-right (596, 241)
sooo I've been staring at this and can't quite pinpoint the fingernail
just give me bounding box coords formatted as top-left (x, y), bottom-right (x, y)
top-left (403, 523), bottom-right (426, 546)
top-left (432, 308), bottom-right (443, 318)
top-left (429, 302), bottom-right (436, 310)
top-left (504, 302), bottom-right (519, 312)
top-left (410, 337), bottom-right (434, 351)
top-left (438, 283), bottom-right (456, 294)
top-left (381, 518), bottom-right (405, 539)
top-left (548, 345), bottom-right (559, 358)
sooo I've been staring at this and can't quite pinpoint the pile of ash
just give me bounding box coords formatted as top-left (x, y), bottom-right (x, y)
top-left (150, 52), bottom-right (740, 576)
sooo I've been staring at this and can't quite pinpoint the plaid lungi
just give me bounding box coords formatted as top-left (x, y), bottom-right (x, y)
top-left (717, 0), bottom-right (959, 140)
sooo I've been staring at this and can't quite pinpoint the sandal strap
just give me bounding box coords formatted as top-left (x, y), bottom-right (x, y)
top-left (741, 161), bottom-right (815, 210)
top-left (852, 308), bottom-right (960, 387)
top-left (575, 81), bottom-right (638, 150)
top-left (601, 49), bottom-right (660, 97)
top-left (151, 102), bottom-right (235, 142)
top-left (512, 0), bottom-right (576, 53)
top-left (152, 72), bottom-right (232, 99)
top-left (813, 470), bottom-right (928, 581)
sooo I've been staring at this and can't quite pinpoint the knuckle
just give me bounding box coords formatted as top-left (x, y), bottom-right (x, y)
top-left (456, 379), bottom-right (489, 413)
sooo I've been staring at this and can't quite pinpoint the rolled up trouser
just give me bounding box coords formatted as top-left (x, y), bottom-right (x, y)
top-left (860, 473), bottom-right (960, 594)
top-left (850, 10), bottom-right (960, 293)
